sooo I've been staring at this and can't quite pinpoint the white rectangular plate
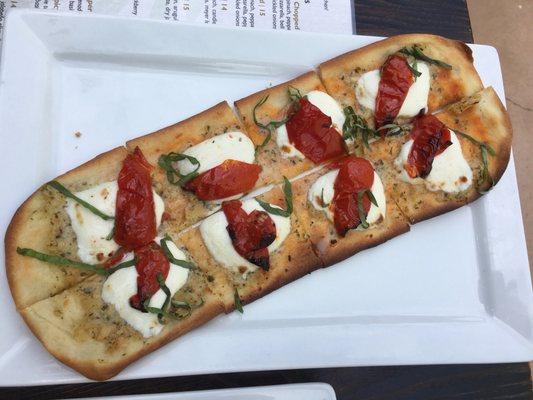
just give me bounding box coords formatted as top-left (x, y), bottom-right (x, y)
top-left (0, 10), bottom-right (532, 386)
top-left (72, 383), bottom-right (336, 400)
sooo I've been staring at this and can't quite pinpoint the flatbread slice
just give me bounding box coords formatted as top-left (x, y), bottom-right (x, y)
top-left (234, 72), bottom-right (332, 186)
top-left (292, 166), bottom-right (409, 267)
top-left (21, 265), bottom-right (224, 381)
top-left (178, 185), bottom-right (323, 312)
top-left (126, 101), bottom-right (253, 234)
top-left (319, 34), bottom-right (483, 126)
top-left (6, 147), bottom-right (129, 310)
top-left (370, 87), bottom-right (512, 224)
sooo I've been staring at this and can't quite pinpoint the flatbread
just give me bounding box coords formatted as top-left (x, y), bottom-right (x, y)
top-left (319, 34), bottom-right (483, 127)
top-left (178, 184), bottom-right (323, 312)
top-left (235, 72), bottom-right (332, 186)
top-left (369, 87), bottom-right (512, 224)
top-left (126, 101), bottom-right (252, 234)
top-left (292, 166), bottom-right (409, 267)
top-left (21, 265), bottom-right (224, 381)
top-left (5, 147), bottom-right (129, 310)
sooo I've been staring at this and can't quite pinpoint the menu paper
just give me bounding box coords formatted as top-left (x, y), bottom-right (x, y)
top-left (0, 0), bottom-right (354, 55)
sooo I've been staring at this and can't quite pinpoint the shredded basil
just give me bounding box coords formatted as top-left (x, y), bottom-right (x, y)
top-left (160, 235), bottom-right (196, 270)
top-left (356, 189), bottom-right (378, 229)
top-left (252, 95), bottom-right (290, 132)
top-left (16, 247), bottom-right (135, 276)
top-left (47, 181), bottom-right (114, 221)
top-left (357, 191), bottom-right (370, 229)
top-left (256, 176), bottom-right (293, 217)
top-left (376, 123), bottom-right (412, 136)
top-left (399, 45), bottom-right (452, 70)
top-left (455, 130), bottom-right (496, 193)
top-left (252, 87), bottom-right (302, 153)
top-left (320, 187), bottom-right (330, 208)
top-left (408, 59), bottom-right (422, 80)
top-left (171, 299), bottom-right (193, 319)
top-left (342, 106), bottom-right (378, 149)
top-left (365, 189), bottom-right (379, 207)
top-left (234, 288), bottom-right (244, 313)
top-left (158, 152), bottom-right (201, 187)
top-left (106, 258), bottom-right (136, 274)
top-left (105, 227), bottom-right (115, 241)
top-left (143, 273), bottom-right (172, 323)
top-left (287, 85), bottom-right (303, 102)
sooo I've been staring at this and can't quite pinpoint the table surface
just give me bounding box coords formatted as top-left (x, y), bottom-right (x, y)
top-left (2, 1), bottom-right (532, 399)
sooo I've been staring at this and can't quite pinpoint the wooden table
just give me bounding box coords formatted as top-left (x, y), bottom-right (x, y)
top-left (2, 1), bottom-right (532, 399)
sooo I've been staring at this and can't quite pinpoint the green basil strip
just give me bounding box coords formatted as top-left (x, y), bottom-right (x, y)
top-left (160, 235), bottom-right (196, 270)
top-left (320, 187), bottom-right (330, 208)
top-left (106, 258), bottom-right (136, 274)
top-left (48, 181), bottom-right (114, 221)
top-left (105, 227), bottom-right (115, 241)
top-left (376, 123), bottom-right (411, 136)
top-left (157, 152), bottom-right (200, 187)
top-left (17, 247), bottom-right (138, 276)
top-left (455, 130), bottom-right (496, 156)
top-left (342, 106), bottom-right (378, 147)
top-left (455, 130), bottom-right (496, 193)
top-left (16, 247), bottom-right (108, 276)
top-left (287, 85), bottom-right (303, 102)
top-left (408, 60), bottom-right (422, 80)
top-left (357, 191), bottom-right (370, 229)
top-left (400, 45), bottom-right (452, 70)
top-left (257, 176), bottom-right (293, 217)
top-left (366, 189), bottom-right (379, 207)
top-left (143, 274), bottom-right (172, 323)
top-left (255, 130), bottom-right (272, 155)
top-left (252, 95), bottom-right (289, 132)
top-left (234, 288), bottom-right (244, 314)
top-left (171, 299), bottom-right (193, 318)
top-left (157, 273), bottom-right (172, 315)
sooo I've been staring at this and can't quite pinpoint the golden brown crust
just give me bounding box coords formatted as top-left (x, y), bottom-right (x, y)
top-left (5, 147), bottom-right (129, 310)
top-left (178, 184), bottom-right (322, 312)
top-left (234, 72), bottom-right (329, 186)
top-left (126, 102), bottom-right (252, 234)
top-left (292, 167), bottom-right (410, 267)
top-left (20, 273), bottom-right (224, 381)
top-left (318, 34), bottom-right (483, 124)
top-left (372, 87), bottom-right (512, 224)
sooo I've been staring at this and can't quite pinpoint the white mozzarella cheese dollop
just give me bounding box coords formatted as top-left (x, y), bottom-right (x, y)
top-left (355, 62), bottom-right (430, 118)
top-left (395, 130), bottom-right (473, 193)
top-left (276, 90), bottom-right (346, 159)
top-left (308, 170), bottom-right (387, 226)
top-left (199, 199), bottom-right (291, 277)
top-left (66, 181), bottom-right (165, 264)
top-left (177, 131), bottom-right (255, 175)
top-left (101, 237), bottom-right (190, 338)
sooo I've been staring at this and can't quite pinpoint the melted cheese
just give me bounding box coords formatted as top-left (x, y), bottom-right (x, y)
top-left (308, 170), bottom-right (387, 226)
top-left (101, 237), bottom-right (190, 338)
top-left (395, 130), bottom-right (473, 192)
top-left (177, 131), bottom-right (255, 175)
top-left (355, 62), bottom-right (430, 118)
top-left (199, 199), bottom-right (291, 277)
top-left (276, 90), bottom-right (346, 159)
top-left (66, 181), bottom-right (165, 264)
